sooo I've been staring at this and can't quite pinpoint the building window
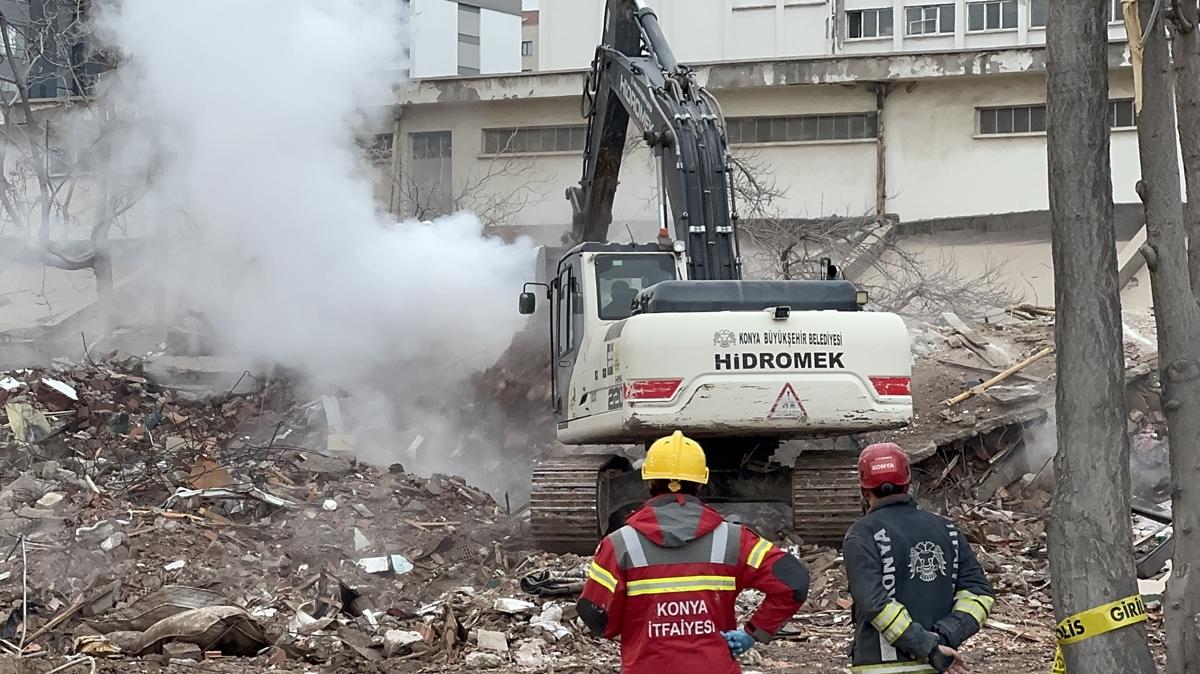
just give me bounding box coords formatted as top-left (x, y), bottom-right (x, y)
top-left (1030, 0), bottom-right (1047, 27)
top-left (1110, 0), bottom-right (1123, 23)
top-left (726, 113), bottom-right (879, 144)
top-left (521, 40), bottom-right (533, 57)
top-left (410, 131), bottom-right (453, 215)
top-left (978, 105), bottom-right (1045, 135)
top-left (483, 125), bottom-right (587, 154)
top-left (412, 131), bottom-right (451, 159)
top-left (846, 8), bottom-right (893, 39)
top-left (1109, 99), bottom-right (1136, 128)
top-left (967, 0), bottom-right (1017, 31)
top-left (978, 101), bottom-right (1137, 135)
top-left (906, 4), bottom-right (955, 35)
top-left (458, 3), bottom-right (481, 74)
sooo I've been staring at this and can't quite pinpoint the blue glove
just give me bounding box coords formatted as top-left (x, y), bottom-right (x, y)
top-left (721, 629), bottom-right (755, 657)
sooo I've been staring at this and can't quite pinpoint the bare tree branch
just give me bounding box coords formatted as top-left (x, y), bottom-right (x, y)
top-left (0, 2), bottom-right (136, 299)
top-left (392, 126), bottom-right (552, 229)
top-left (730, 149), bottom-right (1016, 320)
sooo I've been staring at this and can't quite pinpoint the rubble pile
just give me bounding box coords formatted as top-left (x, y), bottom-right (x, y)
top-left (0, 352), bottom-right (628, 671)
top-left (0, 304), bottom-right (1173, 673)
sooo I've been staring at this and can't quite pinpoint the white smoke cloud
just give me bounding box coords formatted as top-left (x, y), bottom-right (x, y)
top-left (87, 0), bottom-right (537, 486)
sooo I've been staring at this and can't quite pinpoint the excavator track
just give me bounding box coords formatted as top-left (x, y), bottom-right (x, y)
top-left (791, 449), bottom-right (863, 546)
top-left (530, 454), bottom-right (630, 555)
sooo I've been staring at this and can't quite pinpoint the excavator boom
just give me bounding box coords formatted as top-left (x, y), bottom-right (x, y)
top-left (565, 0), bottom-right (741, 281)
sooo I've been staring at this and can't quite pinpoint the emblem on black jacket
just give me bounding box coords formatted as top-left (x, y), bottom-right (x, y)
top-left (908, 541), bottom-right (947, 582)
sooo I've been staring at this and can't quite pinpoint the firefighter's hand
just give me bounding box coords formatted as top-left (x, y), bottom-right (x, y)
top-left (721, 629), bottom-right (755, 657)
top-left (929, 645), bottom-right (967, 674)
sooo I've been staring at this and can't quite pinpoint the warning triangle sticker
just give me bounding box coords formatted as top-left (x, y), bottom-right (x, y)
top-left (768, 383), bottom-right (808, 419)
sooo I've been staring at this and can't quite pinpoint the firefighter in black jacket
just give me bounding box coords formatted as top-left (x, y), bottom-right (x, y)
top-left (842, 442), bottom-right (994, 674)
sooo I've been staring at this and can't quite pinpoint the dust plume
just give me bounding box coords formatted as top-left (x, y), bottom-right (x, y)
top-left (89, 1), bottom-right (538, 490)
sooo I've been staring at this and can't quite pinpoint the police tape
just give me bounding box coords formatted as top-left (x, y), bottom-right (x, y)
top-left (1050, 594), bottom-right (1148, 674)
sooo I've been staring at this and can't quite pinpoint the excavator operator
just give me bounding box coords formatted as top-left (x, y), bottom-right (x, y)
top-left (577, 430), bottom-right (811, 674)
top-left (843, 442), bottom-right (994, 674)
top-left (602, 280), bottom-right (639, 319)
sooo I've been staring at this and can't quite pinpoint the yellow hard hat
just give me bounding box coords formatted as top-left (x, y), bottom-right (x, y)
top-left (642, 430), bottom-right (709, 491)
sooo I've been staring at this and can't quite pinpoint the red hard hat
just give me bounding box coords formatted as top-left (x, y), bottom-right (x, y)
top-left (858, 442), bottom-right (911, 490)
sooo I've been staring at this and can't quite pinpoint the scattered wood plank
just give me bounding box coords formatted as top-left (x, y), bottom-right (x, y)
top-left (945, 347), bottom-right (1054, 406)
top-left (932, 454), bottom-right (960, 489)
top-left (935, 357), bottom-right (1044, 383)
top-left (402, 519), bottom-right (462, 531)
top-left (1011, 303), bottom-right (1056, 316)
top-left (1006, 307), bottom-right (1039, 320)
top-left (941, 312), bottom-right (1012, 367)
top-left (26, 579), bottom-right (100, 643)
top-left (985, 619), bottom-right (1041, 642)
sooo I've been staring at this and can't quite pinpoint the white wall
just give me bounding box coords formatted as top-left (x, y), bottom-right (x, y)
top-left (480, 8), bottom-right (522, 74)
top-left (411, 0), bottom-right (458, 78)
top-left (394, 70), bottom-right (1152, 228)
top-left (397, 96), bottom-right (659, 231)
top-left (721, 86), bottom-right (878, 217)
top-left (886, 71), bottom-right (1141, 221)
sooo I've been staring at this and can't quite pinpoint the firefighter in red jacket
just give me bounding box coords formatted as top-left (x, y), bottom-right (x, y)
top-left (577, 430), bottom-right (811, 674)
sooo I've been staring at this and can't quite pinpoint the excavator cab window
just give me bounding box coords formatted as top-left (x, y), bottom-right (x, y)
top-left (595, 254), bottom-right (677, 320)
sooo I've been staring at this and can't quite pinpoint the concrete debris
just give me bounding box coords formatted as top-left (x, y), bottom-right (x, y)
top-left (391, 554), bottom-right (414, 574)
top-left (986, 384), bottom-right (1041, 406)
top-left (355, 556), bottom-right (390, 574)
top-left (513, 639), bottom-right (546, 668)
top-left (161, 641), bottom-right (203, 661)
top-left (382, 629), bottom-right (424, 657)
top-left (475, 628), bottom-right (509, 652)
top-left (466, 650), bottom-right (505, 668)
top-left (353, 527), bottom-right (372, 551)
top-left (141, 355), bottom-right (262, 401)
top-left (492, 597), bottom-right (537, 614)
top-left (35, 491), bottom-right (64, 509)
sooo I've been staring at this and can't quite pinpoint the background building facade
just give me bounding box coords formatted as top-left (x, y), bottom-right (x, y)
top-left (408, 0), bottom-right (523, 77)
top-left (388, 0), bottom-right (1156, 244)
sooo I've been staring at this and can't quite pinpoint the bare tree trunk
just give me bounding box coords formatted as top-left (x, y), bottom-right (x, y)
top-left (1046, 1), bottom-right (1158, 672)
top-left (1172, 0), bottom-right (1200, 293)
top-left (1139, 2), bottom-right (1200, 671)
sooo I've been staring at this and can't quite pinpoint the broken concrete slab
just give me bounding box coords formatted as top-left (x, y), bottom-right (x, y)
top-left (475, 628), bottom-right (508, 652)
top-left (986, 385), bottom-right (1040, 406)
top-left (466, 651), bottom-right (505, 668)
top-left (383, 629), bottom-right (423, 657)
top-left (913, 407), bottom-right (1050, 463)
top-left (161, 641), bottom-right (203, 661)
top-left (142, 356), bottom-right (262, 401)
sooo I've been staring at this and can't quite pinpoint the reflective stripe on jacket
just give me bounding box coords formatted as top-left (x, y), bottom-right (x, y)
top-left (577, 494), bottom-right (811, 674)
top-left (843, 495), bottom-right (995, 672)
